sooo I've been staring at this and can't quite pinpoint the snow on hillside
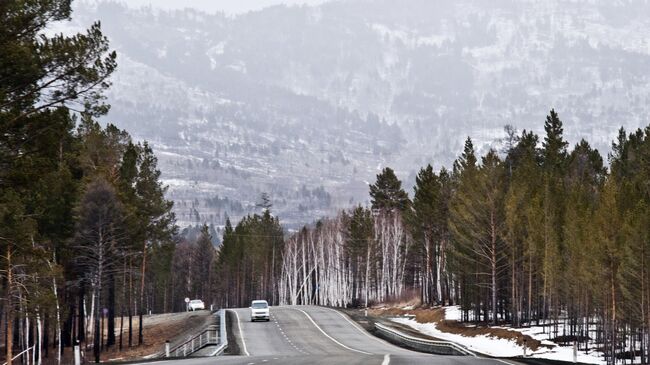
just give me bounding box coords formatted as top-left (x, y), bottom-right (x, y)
top-left (70, 0), bottom-right (650, 228)
top-left (393, 306), bottom-right (607, 364)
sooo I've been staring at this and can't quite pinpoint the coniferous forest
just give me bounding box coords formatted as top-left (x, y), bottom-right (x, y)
top-left (3, 1), bottom-right (650, 365)
top-left (0, 1), bottom-right (184, 363)
top-left (216, 112), bottom-right (650, 364)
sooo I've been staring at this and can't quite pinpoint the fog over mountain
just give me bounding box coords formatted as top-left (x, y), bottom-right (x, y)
top-left (120, 0), bottom-right (329, 14)
top-left (70, 0), bottom-right (650, 230)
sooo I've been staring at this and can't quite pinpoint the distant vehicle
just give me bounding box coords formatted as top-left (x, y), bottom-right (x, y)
top-left (188, 299), bottom-right (205, 311)
top-left (250, 300), bottom-right (270, 321)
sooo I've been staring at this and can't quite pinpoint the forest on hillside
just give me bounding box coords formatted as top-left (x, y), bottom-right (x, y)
top-left (216, 112), bottom-right (650, 365)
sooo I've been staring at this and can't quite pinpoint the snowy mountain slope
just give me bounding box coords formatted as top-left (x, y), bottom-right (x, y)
top-left (72, 0), bottom-right (650, 228)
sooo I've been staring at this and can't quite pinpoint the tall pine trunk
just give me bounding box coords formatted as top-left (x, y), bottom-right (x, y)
top-left (491, 210), bottom-right (498, 325)
top-left (107, 275), bottom-right (115, 348)
top-left (6, 245), bottom-right (13, 365)
top-left (139, 241), bottom-right (147, 345)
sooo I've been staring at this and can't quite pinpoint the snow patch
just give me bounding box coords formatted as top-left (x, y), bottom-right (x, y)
top-left (156, 45), bottom-right (167, 59)
top-left (392, 306), bottom-right (607, 364)
top-left (371, 23), bottom-right (454, 49)
top-left (227, 61), bottom-right (247, 74)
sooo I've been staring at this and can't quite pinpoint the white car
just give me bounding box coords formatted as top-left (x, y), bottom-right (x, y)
top-left (250, 300), bottom-right (270, 321)
top-left (188, 299), bottom-right (205, 311)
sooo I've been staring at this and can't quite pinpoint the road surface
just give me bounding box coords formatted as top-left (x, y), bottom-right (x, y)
top-left (134, 305), bottom-right (516, 365)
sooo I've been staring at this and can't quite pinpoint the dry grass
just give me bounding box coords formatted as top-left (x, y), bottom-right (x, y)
top-left (0, 311), bottom-right (214, 363)
top-left (373, 288), bottom-right (422, 308)
top-left (102, 311), bottom-right (212, 362)
top-left (370, 306), bottom-right (547, 352)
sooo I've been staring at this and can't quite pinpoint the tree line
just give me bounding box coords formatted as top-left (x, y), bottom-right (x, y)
top-left (221, 111), bottom-right (649, 364)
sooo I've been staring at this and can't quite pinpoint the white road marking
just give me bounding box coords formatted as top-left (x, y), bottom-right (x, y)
top-left (294, 308), bottom-right (372, 355)
top-left (382, 354), bottom-right (390, 365)
top-left (326, 308), bottom-right (397, 348)
top-left (273, 310), bottom-right (305, 354)
top-left (326, 307), bottom-right (480, 358)
top-left (232, 310), bottom-right (250, 356)
top-left (491, 359), bottom-right (519, 365)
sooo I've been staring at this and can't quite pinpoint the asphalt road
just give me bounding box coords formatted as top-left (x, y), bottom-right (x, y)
top-left (133, 305), bottom-right (516, 365)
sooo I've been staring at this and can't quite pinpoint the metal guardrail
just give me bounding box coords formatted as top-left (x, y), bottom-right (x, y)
top-left (207, 341), bottom-right (228, 356)
top-left (169, 325), bottom-right (219, 357)
top-left (217, 308), bottom-right (228, 354)
top-left (163, 309), bottom-right (228, 358)
top-left (374, 322), bottom-right (474, 356)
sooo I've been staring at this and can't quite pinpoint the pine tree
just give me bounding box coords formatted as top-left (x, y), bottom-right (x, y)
top-left (504, 130), bottom-right (541, 326)
top-left (134, 142), bottom-right (176, 344)
top-left (346, 206), bottom-right (373, 306)
top-left (451, 147), bottom-right (507, 324)
top-left (539, 110), bottom-right (569, 323)
top-left (0, 0), bottom-right (116, 123)
top-left (193, 225), bottom-right (215, 302)
top-left (593, 180), bottom-right (625, 363)
top-left (369, 167), bottom-right (410, 212)
top-left (256, 192), bottom-right (273, 211)
top-left (562, 139), bottom-right (604, 342)
top-left (453, 137), bottom-right (478, 176)
top-left (542, 109), bottom-right (569, 173)
top-left (412, 165), bottom-right (444, 304)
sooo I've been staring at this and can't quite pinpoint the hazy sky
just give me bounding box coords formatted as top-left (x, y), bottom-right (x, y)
top-left (122, 0), bottom-right (331, 14)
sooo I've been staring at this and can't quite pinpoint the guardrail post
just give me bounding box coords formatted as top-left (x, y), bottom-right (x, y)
top-left (74, 341), bottom-right (81, 365)
top-left (165, 341), bottom-right (170, 358)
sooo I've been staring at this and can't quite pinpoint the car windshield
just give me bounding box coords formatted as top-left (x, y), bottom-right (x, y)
top-left (252, 302), bottom-right (268, 309)
top-left (190, 300), bottom-right (202, 304)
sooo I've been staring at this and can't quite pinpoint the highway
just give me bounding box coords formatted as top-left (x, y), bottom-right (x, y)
top-left (135, 306), bottom-right (516, 365)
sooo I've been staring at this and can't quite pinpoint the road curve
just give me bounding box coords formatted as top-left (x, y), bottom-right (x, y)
top-left (132, 305), bottom-right (515, 365)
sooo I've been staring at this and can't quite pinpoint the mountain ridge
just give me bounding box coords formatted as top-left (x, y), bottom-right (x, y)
top-left (70, 0), bottom-right (650, 228)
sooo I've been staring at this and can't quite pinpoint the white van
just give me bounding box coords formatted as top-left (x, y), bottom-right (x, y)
top-left (250, 300), bottom-right (270, 321)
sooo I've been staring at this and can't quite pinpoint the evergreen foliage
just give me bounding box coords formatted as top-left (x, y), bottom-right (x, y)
top-left (0, 1), bottom-right (176, 362)
top-left (369, 167), bottom-right (410, 212)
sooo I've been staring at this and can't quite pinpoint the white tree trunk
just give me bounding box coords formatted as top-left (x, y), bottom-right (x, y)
top-left (25, 314), bottom-right (30, 365)
top-left (88, 288), bottom-right (96, 349)
top-left (47, 255), bottom-right (62, 365)
top-left (36, 313), bottom-right (42, 365)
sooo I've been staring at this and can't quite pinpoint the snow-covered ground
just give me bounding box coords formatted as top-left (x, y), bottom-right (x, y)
top-left (392, 306), bottom-right (607, 364)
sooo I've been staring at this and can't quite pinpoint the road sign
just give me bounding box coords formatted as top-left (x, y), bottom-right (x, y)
top-left (184, 297), bottom-right (190, 303)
